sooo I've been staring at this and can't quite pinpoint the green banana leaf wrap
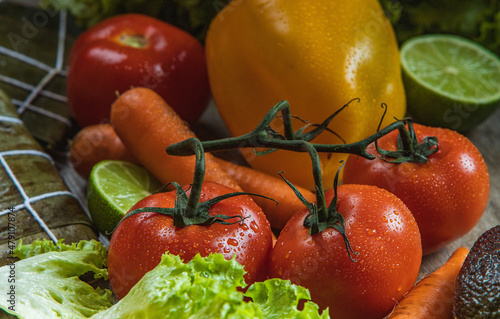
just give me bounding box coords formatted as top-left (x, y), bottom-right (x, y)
top-left (0, 3), bottom-right (77, 148)
top-left (0, 89), bottom-right (97, 267)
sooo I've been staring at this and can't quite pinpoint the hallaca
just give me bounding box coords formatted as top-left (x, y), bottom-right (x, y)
top-left (0, 89), bottom-right (97, 267)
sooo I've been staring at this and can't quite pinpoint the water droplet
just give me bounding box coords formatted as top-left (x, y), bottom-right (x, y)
top-left (250, 221), bottom-right (260, 232)
top-left (227, 238), bottom-right (239, 246)
top-left (366, 229), bottom-right (376, 236)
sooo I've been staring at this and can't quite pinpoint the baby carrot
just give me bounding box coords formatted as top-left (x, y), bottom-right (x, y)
top-left (215, 157), bottom-right (316, 229)
top-left (386, 246), bottom-right (470, 319)
top-left (110, 87), bottom-right (242, 191)
top-left (69, 123), bottom-right (140, 179)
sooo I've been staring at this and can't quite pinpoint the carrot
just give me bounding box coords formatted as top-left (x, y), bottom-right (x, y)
top-left (386, 246), bottom-right (470, 319)
top-left (69, 123), bottom-right (140, 179)
top-left (110, 87), bottom-right (242, 191)
top-left (215, 157), bottom-right (316, 229)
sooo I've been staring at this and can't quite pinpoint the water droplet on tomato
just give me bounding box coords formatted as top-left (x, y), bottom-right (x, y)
top-left (227, 238), bottom-right (239, 246)
top-left (250, 221), bottom-right (259, 232)
top-left (366, 229), bottom-right (376, 236)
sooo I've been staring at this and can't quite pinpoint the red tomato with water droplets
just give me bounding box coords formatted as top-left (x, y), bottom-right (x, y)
top-left (269, 184), bottom-right (422, 319)
top-left (343, 123), bottom-right (490, 255)
top-left (107, 181), bottom-right (273, 299)
top-left (67, 14), bottom-right (210, 127)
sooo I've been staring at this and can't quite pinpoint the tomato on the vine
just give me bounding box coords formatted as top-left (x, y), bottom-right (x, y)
top-left (269, 184), bottom-right (422, 319)
top-left (107, 181), bottom-right (273, 299)
top-left (343, 123), bottom-right (490, 255)
top-left (67, 14), bottom-right (210, 127)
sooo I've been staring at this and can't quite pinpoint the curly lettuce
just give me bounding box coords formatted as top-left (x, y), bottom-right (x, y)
top-left (0, 239), bottom-right (329, 318)
top-left (0, 239), bottom-right (112, 318)
top-left (379, 0), bottom-right (500, 55)
top-left (38, 0), bottom-right (226, 41)
top-left (94, 253), bottom-right (330, 319)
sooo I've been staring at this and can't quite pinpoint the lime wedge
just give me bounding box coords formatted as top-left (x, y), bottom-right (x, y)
top-left (400, 34), bottom-right (500, 132)
top-left (87, 160), bottom-right (163, 235)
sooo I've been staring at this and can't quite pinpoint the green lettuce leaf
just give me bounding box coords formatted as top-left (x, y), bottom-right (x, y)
top-left (379, 0), bottom-right (500, 55)
top-left (94, 253), bottom-right (330, 319)
top-left (93, 253), bottom-right (259, 319)
top-left (0, 239), bottom-right (113, 318)
top-left (246, 279), bottom-right (330, 319)
top-left (1, 239), bottom-right (328, 318)
top-left (38, 0), bottom-right (223, 42)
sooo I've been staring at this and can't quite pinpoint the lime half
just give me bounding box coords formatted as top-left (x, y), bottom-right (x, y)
top-left (87, 160), bottom-right (163, 235)
top-left (400, 34), bottom-right (500, 132)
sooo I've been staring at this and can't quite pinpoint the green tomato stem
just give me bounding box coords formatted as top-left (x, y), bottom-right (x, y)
top-left (165, 100), bottom-right (436, 259)
top-left (118, 34), bottom-right (148, 48)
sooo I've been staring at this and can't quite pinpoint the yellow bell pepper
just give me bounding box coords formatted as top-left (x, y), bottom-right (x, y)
top-left (206, 0), bottom-right (406, 190)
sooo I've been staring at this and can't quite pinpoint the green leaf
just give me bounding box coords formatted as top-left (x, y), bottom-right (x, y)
top-left (0, 239), bottom-right (112, 319)
top-left (93, 253), bottom-right (260, 319)
top-left (246, 279), bottom-right (330, 319)
top-left (1, 240), bottom-right (329, 318)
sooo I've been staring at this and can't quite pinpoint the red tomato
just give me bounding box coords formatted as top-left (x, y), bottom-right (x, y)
top-left (107, 182), bottom-right (273, 299)
top-left (343, 124), bottom-right (490, 255)
top-left (269, 184), bottom-right (422, 319)
top-left (67, 14), bottom-right (210, 127)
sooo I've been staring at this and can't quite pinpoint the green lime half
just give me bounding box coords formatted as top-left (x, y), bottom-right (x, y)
top-left (87, 160), bottom-right (163, 235)
top-left (400, 34), bottom-right (500, 132)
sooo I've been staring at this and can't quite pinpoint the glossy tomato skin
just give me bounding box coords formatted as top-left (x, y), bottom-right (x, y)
top-left (67, 14), bottom-right (210, 127)
top-left (107, 182), bottom-right (273, 299)
top-left (343, 124), bottom-right (490, 255)
top-left (269, 184), bottom-right (422, 319)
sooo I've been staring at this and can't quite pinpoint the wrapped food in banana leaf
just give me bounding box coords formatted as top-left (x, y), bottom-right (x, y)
top-left (0, 3), bottom-right (75, 148)
top-left (0, 89), bottom-right (97, 267)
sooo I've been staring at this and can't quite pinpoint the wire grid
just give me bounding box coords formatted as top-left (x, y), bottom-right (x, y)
top-left (0, 6), bottom-right (70, 124)
top-left (0, 8), bottom-right (101, 244)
